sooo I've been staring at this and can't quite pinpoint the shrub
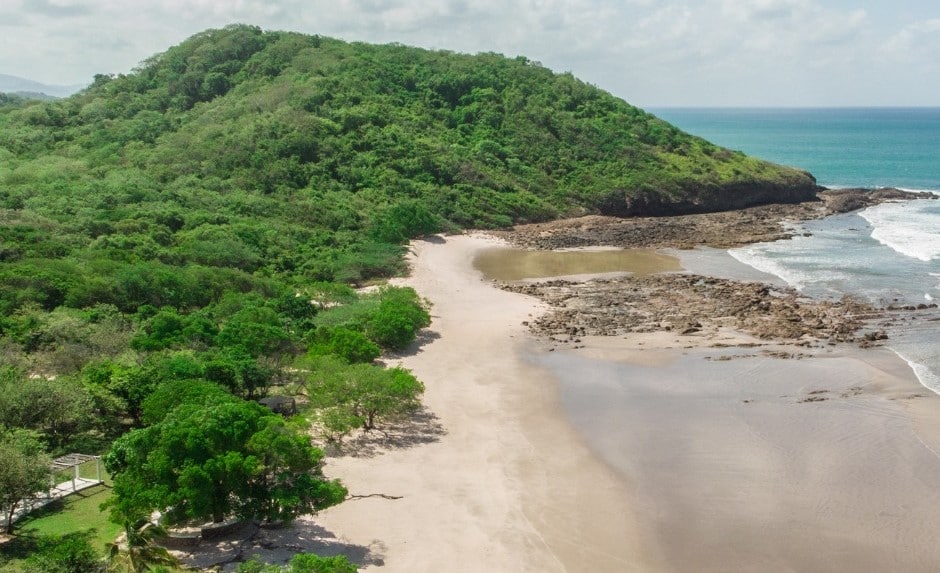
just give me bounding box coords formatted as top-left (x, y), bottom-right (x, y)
top-left (22, 531), bottom-right (105, 573)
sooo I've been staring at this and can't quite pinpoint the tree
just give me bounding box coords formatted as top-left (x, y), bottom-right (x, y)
top-left (308, 357), bottom-right (424, 433)
top-left (0, 369), bottom-right (95, 450)
top-left (363, 287), bottom-right (431, 351)
top-left (23, 531), bottom-right (105, 573)
top-left (104, 396), bottom-right (346, 525)
top-left (202, 347), bottom-right (274, 399)
top-left (369, 199), bottom-right (440, 244)
top-left (306, 327), bottom-right (380, 364)
top-left (139, 378), bottom-right (230, 425)
top-left (217, 302), bottom-right (294, 359)
top-left (82, 352), bottom-right (205, 426)
top-left (351, 365), bottom-right (423, 431)
top-left (130, 307), bottom-right (188, 351)
top-left (0, 428), bottom-right (52, 534)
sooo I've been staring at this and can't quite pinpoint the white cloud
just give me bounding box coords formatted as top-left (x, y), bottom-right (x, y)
top-left (0, 0), bottom-right (936, 105)
top-left (879, 18), bottom-right (940, 66)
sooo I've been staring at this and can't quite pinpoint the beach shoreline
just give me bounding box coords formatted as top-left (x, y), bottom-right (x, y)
top-left (313, 229), bottom-right (940, 572)
top-left (315, 233), bottom-right (662, 571)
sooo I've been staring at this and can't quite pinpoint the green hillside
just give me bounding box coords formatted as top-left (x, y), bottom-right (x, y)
top-left (0, 24), bottom-right (821, 380)
top-left (0, 25), bottom-right (816, 285)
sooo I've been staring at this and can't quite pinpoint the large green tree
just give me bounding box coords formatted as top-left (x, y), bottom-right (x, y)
top-left (307, 356), bottom-right (424, 435)
top-left (104, 396), bottom-right (346, 525)
top-left (364, 287), bottom-right (431, 351)
top-left (0, 428), bottom-right (52, 534)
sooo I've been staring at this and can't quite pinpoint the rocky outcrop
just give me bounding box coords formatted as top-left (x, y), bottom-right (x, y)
top-left (821, 187), bottom-right (937, 214)
top-left (596, 175), bottom-right (822, 217)
top-left (495, 188), bottom-right (936, 251)
top-left (492, 187), bottom-right (938, 349)
top-left (501, 275), bottom-right (887, 344)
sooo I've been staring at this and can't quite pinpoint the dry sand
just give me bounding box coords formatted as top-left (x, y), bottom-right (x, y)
top-left (315, 233), bottom-right (661, 571)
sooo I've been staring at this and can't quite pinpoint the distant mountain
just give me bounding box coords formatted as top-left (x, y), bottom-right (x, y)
top-left (0, 73), bottom-right (85, 98)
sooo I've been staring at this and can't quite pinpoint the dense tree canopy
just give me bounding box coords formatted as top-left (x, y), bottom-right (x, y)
top-left (0, 428), bottom-right (52, 533)
top-left (105, 395), bottom-right (346, 525)
top-left (0, 25), bottom-right (813, 299)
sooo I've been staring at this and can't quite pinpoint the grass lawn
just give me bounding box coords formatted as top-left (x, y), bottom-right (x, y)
top-left (0, 483), bottom-right (119, 572)
top-left (15, 483), bottom-right (121, 550)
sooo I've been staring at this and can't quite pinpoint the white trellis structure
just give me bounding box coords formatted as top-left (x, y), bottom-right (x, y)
top-left (49, 453), bottom-right (103, 495)
top-left (0, 453), bottom-right (104, 529)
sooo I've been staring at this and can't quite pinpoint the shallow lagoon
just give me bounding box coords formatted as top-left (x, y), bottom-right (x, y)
top-left (473, 247), bottom-right (680, 281)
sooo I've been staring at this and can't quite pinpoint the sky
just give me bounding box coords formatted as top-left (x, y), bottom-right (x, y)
top-left (0, 0), bottom-right (938, 107)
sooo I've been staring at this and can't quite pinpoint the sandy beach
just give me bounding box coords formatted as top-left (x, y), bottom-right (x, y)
top-left (315, 233), bottom-right (661, 571)
top-left (313, 232), bottom-right (940, 572)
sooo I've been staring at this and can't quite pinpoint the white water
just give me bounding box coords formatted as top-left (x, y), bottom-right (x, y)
top-left (728, 201), bottom-right (940, 395)
top-left (860, 197), bottom-right (940, 262)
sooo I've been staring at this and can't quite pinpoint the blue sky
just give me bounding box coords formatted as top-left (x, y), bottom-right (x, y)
top-left (1, 0), bottom-right (937, 106)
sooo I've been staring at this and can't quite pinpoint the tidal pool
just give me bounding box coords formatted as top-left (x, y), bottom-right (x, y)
top-left (473, 247), bottom-right (681, 281)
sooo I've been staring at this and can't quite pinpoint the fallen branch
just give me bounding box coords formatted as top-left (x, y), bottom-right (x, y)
top-left (345, 493), bottom-right (403, 501)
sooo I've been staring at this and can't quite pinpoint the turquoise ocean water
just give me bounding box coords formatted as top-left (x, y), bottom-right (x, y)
top-left (652, 108), bottom-right (940, 391)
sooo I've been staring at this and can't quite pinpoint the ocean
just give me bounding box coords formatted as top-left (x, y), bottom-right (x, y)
top-left (652, 107), bottom-right (940, 392)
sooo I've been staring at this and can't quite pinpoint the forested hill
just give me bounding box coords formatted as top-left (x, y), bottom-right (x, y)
top-left (0, 27), bottom-right (821, 564)
top-left (1, 24), bottom-right (816, 287)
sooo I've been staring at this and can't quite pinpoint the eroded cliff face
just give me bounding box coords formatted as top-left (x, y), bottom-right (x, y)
top-left (597, 172), bottom-right (822, 217)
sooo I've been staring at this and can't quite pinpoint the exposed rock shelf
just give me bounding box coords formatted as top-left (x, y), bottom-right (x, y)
top-left (494, 188), bottom-right (936, 251)
top-left (501, 275), bottom-right (885, 346)
top-left (493, 188), bottom-right (938, 348)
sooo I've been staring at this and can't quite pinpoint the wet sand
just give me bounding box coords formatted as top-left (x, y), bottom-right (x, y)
top-left (473, 246), bottom-right (681, 281)
top-left (535, 342), bottom-right (940, 572)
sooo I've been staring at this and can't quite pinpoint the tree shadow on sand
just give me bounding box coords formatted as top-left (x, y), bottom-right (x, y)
top-left (325, 406), bottom-right (446, 459)
top-left (378, 328), bottom-right (442, 361)
top-left (174, 518), bottom-right (385, 572)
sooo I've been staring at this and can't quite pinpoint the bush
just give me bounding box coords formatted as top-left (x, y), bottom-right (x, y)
top-left (307, 327), bottom-right (380, 364)
top-left (363, 287), bottom-right (430, 351)
top-left (22, 531), bottom-right (105, 573)
top-left (236, 552), bottom-right (358, 572)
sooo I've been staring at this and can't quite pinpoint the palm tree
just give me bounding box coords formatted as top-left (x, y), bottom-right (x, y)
top-left (106, 519), bottom-right (179, 573)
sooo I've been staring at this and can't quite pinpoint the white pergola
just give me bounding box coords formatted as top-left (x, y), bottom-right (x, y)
top-left (48, 453), bottom-right (103, 495)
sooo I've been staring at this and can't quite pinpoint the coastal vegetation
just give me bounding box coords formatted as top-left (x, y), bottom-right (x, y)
top-left (0, 24), bottom-right (819, 570)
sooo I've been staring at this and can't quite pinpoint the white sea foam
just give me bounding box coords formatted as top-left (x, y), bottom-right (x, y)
top-left (728, 232), bottom-right (854, 294)
top-left (860, 199), bottom-right (940, 262)
top-left (891, 347), bottom-right (940, 396)
top-left (729, 241), bottom-right (809, 291)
